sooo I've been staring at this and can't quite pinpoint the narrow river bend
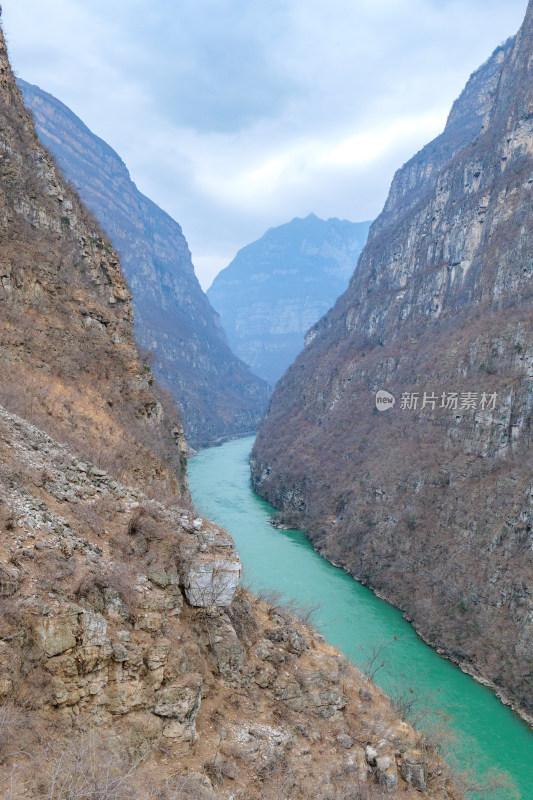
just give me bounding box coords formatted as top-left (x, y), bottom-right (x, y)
top-left (189, 436), bottom-right (533, 799)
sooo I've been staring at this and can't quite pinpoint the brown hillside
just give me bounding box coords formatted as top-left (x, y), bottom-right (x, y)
top-left (0, 25), bottom-right (187, 498)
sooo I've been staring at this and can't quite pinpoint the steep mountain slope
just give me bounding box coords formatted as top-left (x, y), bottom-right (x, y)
top-left (251, 12), bottom-right (533, 718)
top-left (0, 18), bottom-right (463, 800)
top-left (207, 215), bottom-right (371, 386)
top-left (18, 79), bottom-right (270, 448)
top-left (0, 27), bottom-right (186, 499)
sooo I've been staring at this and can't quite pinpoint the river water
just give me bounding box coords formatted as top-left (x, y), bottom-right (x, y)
top-left (189, 435), bottom-right (533, 799)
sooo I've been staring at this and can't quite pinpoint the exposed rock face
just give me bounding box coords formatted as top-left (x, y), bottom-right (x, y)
top-left (252, 12), bottom-right (533, 716)
top-left (178, 515), bottom-right (241, 607)
top-left (18, 79), bottom-right (270, 448)
top-left (207, 214), bottom-right (371, 386)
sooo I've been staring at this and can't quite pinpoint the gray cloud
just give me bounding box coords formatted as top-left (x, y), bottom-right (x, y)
top-left (2, 0), bottom-right (528, 287)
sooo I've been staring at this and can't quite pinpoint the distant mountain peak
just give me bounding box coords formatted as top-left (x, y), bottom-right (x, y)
top-left (207, 215), bottom-right (371, 386)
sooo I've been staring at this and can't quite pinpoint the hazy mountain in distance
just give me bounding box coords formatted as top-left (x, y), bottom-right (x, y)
top-left (207, 214), bottom-right (371, 386)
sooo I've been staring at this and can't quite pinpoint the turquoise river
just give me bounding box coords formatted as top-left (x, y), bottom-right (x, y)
top-left (189, 436), bottom-right (533, 799)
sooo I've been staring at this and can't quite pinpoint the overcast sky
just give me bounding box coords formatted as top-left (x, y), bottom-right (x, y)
top-left (1, 0), bottom-right (528, 288)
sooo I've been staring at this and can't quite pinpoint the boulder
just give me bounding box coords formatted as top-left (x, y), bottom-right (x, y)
top-left (181, 555), bottom-right (240, 608)
top-left (80, 611), bottom-right (108, 646)
top-left (208, 616), bottom-right (245, 683)
top-left (148, 568), bottom-right (178, 588)
top-left (384, 721), bottom-right (417, 752)
top-left (401, 748), bottom-right (427, 790)
top-left (378, 763), bottom-right (399, 789)
top-left (309, 687), bottom-right (346, 718)
top-left (375, 747), bottom-right (398, 790)
top-left (153, 673), bottom-right (202, 727)
top-left (145, 639), bottom-right (171, 671)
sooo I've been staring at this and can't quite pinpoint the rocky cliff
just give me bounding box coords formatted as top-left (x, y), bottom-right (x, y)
top-left (18, 79), bottom-right (270, 449)
top-left (207, 215), bottom-right (371, 386)
top-left (0, 18), bottom-right (462, 800)
top-left (251, 11), bottom-right (533, 718)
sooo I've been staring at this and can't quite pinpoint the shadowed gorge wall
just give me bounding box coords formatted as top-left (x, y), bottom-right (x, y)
top-left (0, 29), bottom-right (187, 499)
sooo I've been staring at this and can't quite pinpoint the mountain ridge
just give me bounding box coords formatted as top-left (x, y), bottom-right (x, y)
top-left (207, 214), bottom-right (371, 386)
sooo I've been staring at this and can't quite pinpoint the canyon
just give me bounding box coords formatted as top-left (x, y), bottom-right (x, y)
top-left (0, 18), bottom-right (463, 800)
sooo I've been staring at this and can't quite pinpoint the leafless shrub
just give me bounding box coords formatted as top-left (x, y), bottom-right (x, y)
top-left (387, 680), bottom-right (445, 727)
top-left (149, 774), bottom-right (216, 800)
top-left (359, 638), bottom-right (395, 681)
top-left (67, 498), bottom-right (117, 538)
top-left (0, 596), bottom-right (24, 634)
top-left (0, 703), bottom-right (33, 763)
top-left (253, 750), bottom-right (288, 782)
top-left (127, 508), bottom-right (148, 537)
top-left (31, 730), bottom-right (145, 800)
top-left (13, 665), bottom-right (53, 712)
top-left (127, 506), bottom-right (163, 541)
top-left (256, 587), bottom-right (320, 628)
top-left (220, 742), bottom-right (255, 764)
top-left (36, 552), bottom-right (76, 587)
top-left (272, 701), bottom-right (296, 726)
top-left (456, 768), bottom-right (518, 799)
top-left (203, 760), bottom-right (224, 786)
top-left (73, 568), bottom-right (137, 617)
top-left (0, 502), bottom-right (16, 533)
